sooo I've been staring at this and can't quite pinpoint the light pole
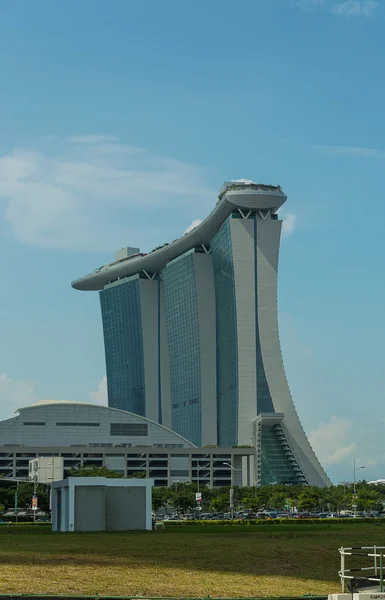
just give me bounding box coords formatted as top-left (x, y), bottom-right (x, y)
top-left (253, 480), bottom-right (258, 498)
top-left (339, 481), bottom-right (349, 495)
top-left (15, 480), bottom-right (19, 524)
top-left (353, 457), bottom-right (365, 518)
top-left (173, 480), bottom-right (179, 493)
top-left (48, 458), bottom-right (56, 515)
top-left (196, 465), bottom-right (204, 495)
top-left (339, 481), bottom-right (350, 512)
top-left (196, 463), bottom-right (210, 494)
top-left (33, 470), bottom-right (38, 522)
top-left (224, 462), bottom-right (236, 519)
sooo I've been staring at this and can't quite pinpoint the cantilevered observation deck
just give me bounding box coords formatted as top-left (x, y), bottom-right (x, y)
top-left (72, 183), bottom-right (286, 291)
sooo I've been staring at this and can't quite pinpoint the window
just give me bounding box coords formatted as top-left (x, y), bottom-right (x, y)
top-left (211, 219), bottom-right (238, 446)
top-left (56, 422), bottom-right (100, 427)
top-left (110, 423), bottom-right (148, 436)
top-left (170, 470), bottom-right (189, 477)
top-left (100, 278), bottom-right (145, 416)
top-left (23, 422), bottom-right (45, 426)
top-left (16, 453), bottom-right (37, 457)
top-left (162, 252), bottom-right (202, 446)
top-left (83, 453), bottom-right (103, 458)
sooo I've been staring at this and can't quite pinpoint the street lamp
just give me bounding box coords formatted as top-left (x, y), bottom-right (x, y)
top-left (173, 480), bottom-right (180, 493)
top-left (339, 481), bottom-right (349, 495)
top-left (196, 463), bottom-right (209, 495)
top-left (353, 457), bottom-right (365, 518)
top-left (224, 462), bottom-right (236, 519)
top-left (339, 480), bottom-right (350, 512)
top-left (47, 458), bottom-right (57, 515)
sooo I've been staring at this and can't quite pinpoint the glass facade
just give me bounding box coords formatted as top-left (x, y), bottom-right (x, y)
top-left (253, 215), bottom-right (274, 414)
top-left (211, 219), bottom-right (238, 446)
top-left (260, 425), bottom-right (306, 485)
top-left (162, 252), bottom-right (202, 446)
top-left (100, 277), bottom-right (145, 415)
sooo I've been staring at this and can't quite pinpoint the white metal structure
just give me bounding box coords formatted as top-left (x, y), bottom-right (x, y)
top-left (339, 546), bottom-right (385, 593)
top-left (29, 456), bottom-right (64, 483)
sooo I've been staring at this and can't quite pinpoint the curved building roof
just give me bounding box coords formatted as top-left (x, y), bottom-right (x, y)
top-left (1, 401), bottom-right (196, 448)
top-left (72, 182), bottom-right (286, 291)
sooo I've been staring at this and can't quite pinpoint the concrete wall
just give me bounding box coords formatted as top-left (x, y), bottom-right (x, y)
top-left (74, 485), bottom-right (105, 531)
top-left (105, 487), bottom-right (147, 530)
top-left (255, 219), bottom-right (330, 486)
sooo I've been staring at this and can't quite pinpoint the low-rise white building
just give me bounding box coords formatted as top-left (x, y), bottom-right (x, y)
top-left (0, 401), bottom-right (255, 486)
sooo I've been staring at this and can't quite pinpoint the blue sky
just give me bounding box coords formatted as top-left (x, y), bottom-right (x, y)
top-left (0, 0), bottom-right (384, 483)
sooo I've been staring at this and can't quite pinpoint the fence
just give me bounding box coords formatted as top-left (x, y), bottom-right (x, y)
top-left (339, 546), bottom-right (385, 592)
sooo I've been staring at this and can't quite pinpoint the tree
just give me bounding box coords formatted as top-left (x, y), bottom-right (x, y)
top-left (357, 488), bottom-right (382, 512)
top-left (69, 465), bottom-right (122, 478)
top-left (17, 482), bottom-right (49, 512)
top-left (152, 487), bottom-right (171, 511)
top-left (210, 493), bottom-right (229, 512)
top-left (269, 491), bottom-right (287, 510)
top-left (297, 489), bottom-right (320, 512)
top-left (172, 488), bottom-right (196, 512)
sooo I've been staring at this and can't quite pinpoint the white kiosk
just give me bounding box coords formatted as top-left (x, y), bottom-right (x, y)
top-left (52, 477), bottom-right (154, 532)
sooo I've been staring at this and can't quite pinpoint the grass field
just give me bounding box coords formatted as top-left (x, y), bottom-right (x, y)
top-left (0, 522), bottom-right (383, 597)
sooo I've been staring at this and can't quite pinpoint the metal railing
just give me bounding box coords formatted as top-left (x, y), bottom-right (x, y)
top-left (339, 546), bottom-right (385, 592)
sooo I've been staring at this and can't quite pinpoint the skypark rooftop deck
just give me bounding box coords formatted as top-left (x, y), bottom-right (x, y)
top-left (72, 182), bottom-right (286, 292)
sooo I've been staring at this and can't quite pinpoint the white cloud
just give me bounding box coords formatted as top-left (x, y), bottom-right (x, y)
top-left (309, 416), bottom-right (356, 467)
top-left (281, 213), bottom-right (297, 237)
top-left (309, 144), bottom-right (384, 157)
top-left (0, 138), bottom-right (215, 251)
top-left (66, 135), bottom-right (119, 144)
top-left (331, 1), bottom-right (377, 16)
top-left (230, 178), bottom-right (257, 184)
top-left (184, 219), bottom-right (202, 234)
top-left (88, 376), bottom-right (108, 405)
top-left (280, 138), bottom-right (385, 158)
top-left (0, 373), bottom-right (37, 421)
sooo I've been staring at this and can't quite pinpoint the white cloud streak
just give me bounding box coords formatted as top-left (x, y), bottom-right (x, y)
top-left (0, 373), bottom-right (37, 421)
top-left (88, 376), bottom-right (108, 405)
top-left (184, 219), bottom-right (202, 234)
top-left (281, 213), bottom-right (297, 237)
top-left (280, 138), bottom-right (384, 158)
top-left (331, 1), bottom-right (378, 16)
top-left (65, 135), bottom-right (119, 144)
top-left (0, 138), bottom-right (215, 252)
top-left (309, 416), bottom-right (356, 468)
top-left (308, 144), bottom-right (385, 157)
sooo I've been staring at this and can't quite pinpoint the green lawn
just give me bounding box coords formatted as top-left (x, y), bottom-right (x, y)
top-left (0, 522), bottom-right (382, 597)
